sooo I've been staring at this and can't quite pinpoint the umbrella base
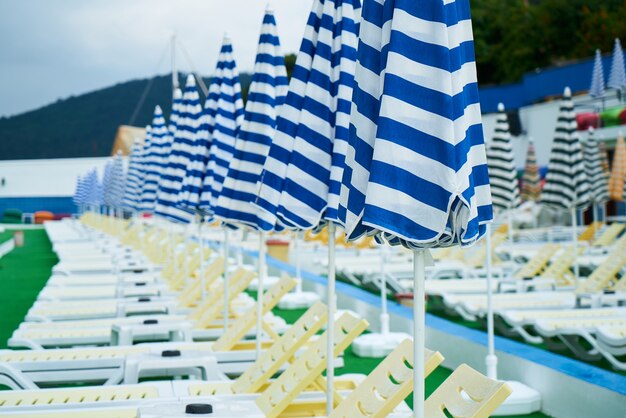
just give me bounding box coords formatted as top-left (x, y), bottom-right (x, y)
top-left (352, 332), bottom-right (412, 358)
top-left (278, 291), bottom-right (320, 310)
top-left (246, 275), bottom-right (280, 291)
top-left (493, 380), bottom-right (541, 416)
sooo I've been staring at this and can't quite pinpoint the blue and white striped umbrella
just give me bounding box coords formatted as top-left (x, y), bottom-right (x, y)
top-left (106, 152), bottom-right (126, 210)
top-left (589, 49), bottom-right (606, 99)
top-left (214, 9), bottom-right (288, 230)
top-left (340, 0), bottom-right (492, 249)
top-left (136, 125), bottom-right (152, 212)
top-left (85, 168), bottom-right (103, 207)
top-left (177, 76), bottom-right (209, 211)
top-left (198, 35), bottom-right (245, 215)
top-left (270, 0), bottom-right (360, 230)
top-left (608, 38), bottom-right (626, 90)
top-left (139, 106), bottom-right (169, 213)
top-left (102, 161), bottom-right (113, 206)
top-left (254, 0), bottom-right (327, 231)
top-left (72, 175), bottom-right (87, 208)
top-left (122, 140), bottom-right (144, 211)
top-left (154, 77), bottom-right (197, 223)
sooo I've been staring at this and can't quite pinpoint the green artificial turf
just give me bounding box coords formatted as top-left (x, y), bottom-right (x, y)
top-left (0, 229), bottom-right (58, 349)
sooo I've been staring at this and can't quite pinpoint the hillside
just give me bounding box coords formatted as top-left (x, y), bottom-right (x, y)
top-left (0, 72), bottom-right (251, 160)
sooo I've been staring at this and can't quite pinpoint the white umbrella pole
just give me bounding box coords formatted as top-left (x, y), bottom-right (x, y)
top-left (592, 203), bottom-right (598, 225)
top-left (485, 223), bottom-right (498, 379)
top-left (571, 208), bottom-right (579, 287)
top-left (223, 227), bottom-right (230, 330)
top-left (294, 230), bottom-right (303, 293)
top-left (379, 245), bottom-right (389, 335)
top-left (413, 249), bottom-right (426, 418)
top-left (256, 231), bottom-right (266, 359)
top-left (197, 216), bottom-right (206, 298)
top-left (326, 221), bottom-right (336, 415)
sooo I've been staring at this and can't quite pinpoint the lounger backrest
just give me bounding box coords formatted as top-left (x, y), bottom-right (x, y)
top-left (186, 266), bottom-right (246, 320)
top-left (177, 256), bottom-right (225, 307)
top-left (329, 339), bottom-right (444, 418)
top-left (255, 312), bottom-right (369, 418)
top-left (192, 269), bottom-right (256, 326)
top-left (577, 221), bottom-right (603, 242)
top-left (212, 277), bottom-right (297, 353)
top-left (424, 364), bottom-right (512, 418)
top-left (578, 251), bottom-right (626, 293)
top-left (513, 244), bottom-right (559, 279)
top-left (538, 247), bottom-right (578, 286)
top-left (592, 223), bottom-right (626, 247)
top-left (0, 385), bottom-right (158, 408)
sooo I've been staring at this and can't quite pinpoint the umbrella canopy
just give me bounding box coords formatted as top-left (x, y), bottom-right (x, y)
top-left (254, 0), bottom-right (327, 231)
top-left (122, 140), bottom-right (144, 211)
top-left (84, 169), bottom-right (103, 207)
top-left (101, 161), bottom-right (113, 206)
top-left (341, 0), bottom-right (492, 248)
top-left (154, 78), bottom-right (197, 223)
top-left (271, 0), bottom-right (360, 230)
top-left (589, 49), bottom-right (606, 99)
top-left (136, 125), bottom-right (153, 212)
top-left (139, 106), bottom-right (170, 213)
top-left (176, 74), bottom-right (208, 211)
top-left (608, 134), bottom-right (626, 201)
top-left (521, 140), bottom-right (541, 202)
top-left (486, 103), bottom-right (521, 212)
top-left (72, 175), bottom-right (87, 208)
top-left (214, 9), bottom-right (288, 230)
top-left (608, 38), bottom-right (626, 90)
top-left (541, 87), bottom-right (590, 211)
top-left (198, 35), bottom-right (245, 215)
top-left (583, 127), bottom-right (609, 204)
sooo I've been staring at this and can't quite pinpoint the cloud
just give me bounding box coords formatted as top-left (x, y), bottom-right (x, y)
top-left (0, 0), bottom-right (312, 117)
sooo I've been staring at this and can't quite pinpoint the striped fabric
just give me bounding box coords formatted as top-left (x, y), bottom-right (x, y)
top-left (154, 77), bottom-right (198, 223)
top-left (255, 0), bottom-right (327, 231)
top-left (72, 175), bottom-right (86, 207)
top-left (608, 38), bottom-right (626, 90)
top-left (270, 0), bottom-right (360, 230)
top-left (214, 9), bottom-right (288, 230)
top-left (599, 140), bottom-right (610, 178)
top-left (340, 0), bottom-right (492, 248)
top-left (541, 87), bottom-right (590, 210)
top-left (122, 140), bottom-right (143, 211)
top-left (583, 128), bottom-right (609, 204)
top-left (486, 103), bottom-right (521, 211)
top-left (85, 169), bottom-right (102, 207)
top-left (521, 140), bottom-right (541, 202)
top-left (102, 161), bottom-right (112, 206)
top-left (139, 106), bottom-right (169, 213)
top-left (103, 154), bottom-right (126, 209)
top-left (198, 36), bottom-right (245, 215)
top-left (135, 126), bottom-right (152, 211)
top-left (589, 49), bottom-right (606, 98)
top-left (177, 75), bottom-right (208, 211)
top-left (608, 134), bottom-right (626, 201)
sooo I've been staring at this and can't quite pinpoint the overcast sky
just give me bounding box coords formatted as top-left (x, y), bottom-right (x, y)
top-left (0, 0), bottom-right (312, 117)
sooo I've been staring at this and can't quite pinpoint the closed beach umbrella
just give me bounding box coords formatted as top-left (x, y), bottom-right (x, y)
top-left (122, 140), bottom-right (144, 212)
top-left (521, 140), bottom-right (541, 202)
top-left (487, 103), bottom-right (521, 212)
top-left (339, 0), bottom-right (491, 416)
top-left (608, 134), bottom-right (626, 201)
top-left (102, 161), bottom-right (113, 208)
top-left (198, 35), bottom-right (245, 215)
top-left (541, 87), bottom-right (590, 282)
top-left (608, 38), bottom-right (626, 91)
top-left (154, 77), bottom-right (197, 223)
top-left (213, 8), bottom-right (289, 358)
top-left (72, 175), bottom-right (87, 210)
top-left (255, 0), bottom-right (327, 231)
top-left (589, 49), bottom-right (606, 99)
top-left (215, 9), bottom-right (288, 230)
top-left (139, 106), bottom-right (170, 213)
top-left (599, 140), bottom-right (610, 178)
top-left (584, 127), bottom-right (609, 221)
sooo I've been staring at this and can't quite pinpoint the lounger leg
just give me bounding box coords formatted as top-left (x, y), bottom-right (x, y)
top-left (559, 335), bottom-right (603, 362)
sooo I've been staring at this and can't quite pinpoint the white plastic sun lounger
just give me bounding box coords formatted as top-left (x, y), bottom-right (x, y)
top-left (497, 307), bottom-right (626, 344)
top-left (442, 291), bottom-right (577, 321)
top-left (534, 314), bottom-right (626, 369)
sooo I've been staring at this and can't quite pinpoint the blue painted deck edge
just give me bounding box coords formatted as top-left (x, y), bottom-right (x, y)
top-left (238, 247), bottom-right (626, 396)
